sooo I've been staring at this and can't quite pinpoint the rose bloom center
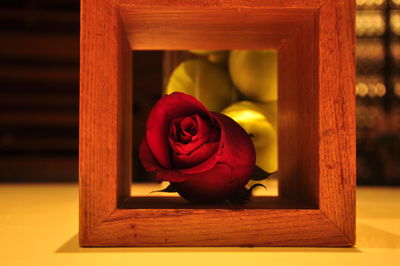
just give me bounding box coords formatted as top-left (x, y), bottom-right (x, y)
top-left (168, 114), bottom-right (220, 169)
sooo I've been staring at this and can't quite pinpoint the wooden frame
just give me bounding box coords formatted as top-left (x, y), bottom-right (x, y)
top-left (80, 0), bottom-right (355, 246)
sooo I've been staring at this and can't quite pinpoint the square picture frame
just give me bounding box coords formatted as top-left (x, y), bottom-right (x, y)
top-left (79, 0), bottom-right (355, 247)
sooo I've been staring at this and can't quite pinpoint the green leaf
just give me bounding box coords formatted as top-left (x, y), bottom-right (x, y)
top-left (250, 166), bottom-right (276, 181)
top-left (228, 184), bottom-right (267, 204)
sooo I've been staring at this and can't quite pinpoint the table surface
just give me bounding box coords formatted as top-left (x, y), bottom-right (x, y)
top-left (1, 183), bottom-right (399, 266)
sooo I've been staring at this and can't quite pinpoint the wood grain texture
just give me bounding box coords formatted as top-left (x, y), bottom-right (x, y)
top-left (318, 0), bottom-right (356, 245)
top-left (119, 7), bottom-right (314, 50)
top-left (82, 209), bottom-right (349, 247)
top-left (79, 0), bottom-right (355, 247)
top-left (118, 0), bottom-right (327, 8)
top-left (122, 196), bottom-right (313, 210)
top-left (79, 0), bottom-right (131, 241)
top-left (278, 15), bottom-right (319, 207)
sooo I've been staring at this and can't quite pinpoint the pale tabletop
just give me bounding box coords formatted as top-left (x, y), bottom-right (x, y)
top-left (1, 182), bottom-right (399, 266)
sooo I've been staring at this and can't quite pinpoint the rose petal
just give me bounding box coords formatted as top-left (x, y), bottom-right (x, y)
top-left (169, 118), bottom-right (181, 140)
top-left (168, 113), bottom-right (219, 155)
top-left (180, 116), bottom-right (197, 136)
top-left (211, 112), bottom-right (256, 188)
top-left (178, 148), bottom-right (221, 174)
top-left (172, 115), bottom-right (223, 175)
top-left (172, 141), bottom-right (219, 168)
top-left (155, 169), bottom-right (188, 182)
top-left (194, 114), bottom-right (214, 142)
top-left (179, 112), bottom-right (255, 179)
top-left (146, 92), bottom-right (210, 169)
top-left (173, 163), bottom-right (235, 203)
top-left (169, 138), bottom-right (199, 155)
top-left (139, 137), bottom-right (160, 172)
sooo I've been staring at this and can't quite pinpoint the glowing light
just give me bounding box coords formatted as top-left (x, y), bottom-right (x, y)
top-left (356, 0), bottom-right (385, 8)
top-left (368, 84), bottom-right (377, 98)
top-left (357, 82), bottom-right (369, 97)
top-left (395, 82), bottom-right (400, 97)
top-left (356, 11), bottom-right (385, 37)
top-left (365, 0), bottom-right (374, 6)
top-left (390, 42), bottom-right (400, 60)
top-left (375, 83), bottom-right (386, 97)
top-left (391, 12), bottom-right (400, 36)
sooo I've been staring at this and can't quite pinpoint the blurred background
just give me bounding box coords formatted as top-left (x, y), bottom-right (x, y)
top-left (0, 0), bottom-right (399, 185)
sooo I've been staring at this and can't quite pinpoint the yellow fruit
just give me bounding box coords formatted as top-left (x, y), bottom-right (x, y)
top-left (165, 59), bottom-right (237, 112)
top-left (222, 101), bottom-right (278, 172)
top-left (260, 101), bottom-right (277, 129)
top-left (229, 50), bottom-right (277, 102)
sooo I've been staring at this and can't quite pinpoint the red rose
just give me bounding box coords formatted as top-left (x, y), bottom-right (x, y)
top-left (140, 92), bottom-right (256, 203)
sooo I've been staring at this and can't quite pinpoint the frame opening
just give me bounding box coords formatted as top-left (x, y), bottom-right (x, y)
top-left (118, 7), bottom-right (319, 209)
top-left (130, 49), bottom-right (279, 199)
